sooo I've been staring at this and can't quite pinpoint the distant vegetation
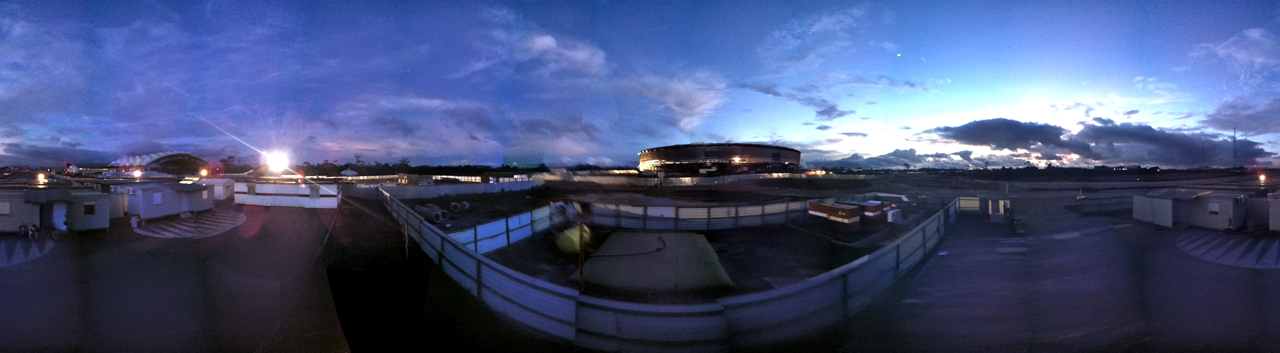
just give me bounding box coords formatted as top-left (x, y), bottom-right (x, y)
top-left (215, 154), bottom-right (551, 177)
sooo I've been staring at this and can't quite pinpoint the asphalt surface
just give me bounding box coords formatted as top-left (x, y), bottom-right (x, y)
top-left (0, 201), bottom-right (347, 352)
top-left (851, 195), bottom-right (1280, 352)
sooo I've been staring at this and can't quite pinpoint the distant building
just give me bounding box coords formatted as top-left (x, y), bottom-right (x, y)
top-left (638, 143), bottom-right (801, 174)
top-left (1133, 189), bottom-right (1247, 230)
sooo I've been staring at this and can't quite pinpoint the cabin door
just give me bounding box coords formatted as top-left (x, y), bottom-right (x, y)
top-left (49, 202), bottom-right (67, 231)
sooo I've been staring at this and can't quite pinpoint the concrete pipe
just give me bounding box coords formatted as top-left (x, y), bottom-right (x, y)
top-left (414, 205), bottom-right (447, 223)
top-left (450, 201), bottom-right (470, 212)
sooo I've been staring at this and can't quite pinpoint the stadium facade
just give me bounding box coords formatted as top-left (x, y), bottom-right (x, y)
top-left (638, 143), bottom-right (801, 174)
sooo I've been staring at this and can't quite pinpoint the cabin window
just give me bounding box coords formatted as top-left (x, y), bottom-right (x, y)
top-left (84, 202), bottom-right (96, 216)
top-left (1209, 202), bottom-right (1220, 215)
top-left (0, 201), bottom-right (9, 215)
top-left (203, 190), bottom-right (209, 199)
top-left (152, 192), bottom-right (163, 205)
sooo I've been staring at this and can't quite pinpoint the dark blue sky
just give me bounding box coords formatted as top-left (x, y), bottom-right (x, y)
top-left (1, 0), bottom-right (1278, 168)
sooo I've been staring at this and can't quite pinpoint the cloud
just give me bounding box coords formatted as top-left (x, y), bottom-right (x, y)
top-left (0, 5), bottom-right (90, 125)
top-left (1050, 102), bottom-right (1097, 118)
top-left (740, 83), bottom-right (854, 121)
top-left (1194, 28), bottom-right (1280, 87)
top-left (808, 148), bottom-right (964, 169)
top-left (630, 73), bottom-right (726, 135)
top-left (454, 6), bottom-right (607, 79)
top-left (1, 143), bottom-right (116, 166)
top-left (924, 118), bottom-right (1100, 159)
top-left (758, 5), bottom-right (875, 64)
top-left (1075, 122), bottom-right (1272, 167)
top-left (1092, 117), bottom-right (1116, 125)
top-left (1194, 28), bottom-right (1280, 69)
top-left (815, 125), bottom-right (832, 131)
top-left (953, 150), bottom-right (973, 162)
top-left (797, 72), bottom-right (931, 93)
top-left (1123, 110), bottom-right (1140, 116)
top-left (1201, 96), bottom-right (1280, 136)
top-left (839, 132), bottom-right (867, 137)
top-left (899, 126), bottom-right (911, 130)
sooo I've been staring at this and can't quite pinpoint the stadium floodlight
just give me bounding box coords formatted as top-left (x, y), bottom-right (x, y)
top-left (265, 151), bottom-right (290, 173)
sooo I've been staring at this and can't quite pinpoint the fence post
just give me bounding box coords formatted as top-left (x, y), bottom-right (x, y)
top-left (643, 205), bottom-right (649, 230)
top-left (895, 245), bottom-right (901, 276)
top-left (474, 227), bottom-right (479, 252)
top-left (506, 216), bottom-right (511, 247)
top-left (921, 226), bottom-right (927, 255)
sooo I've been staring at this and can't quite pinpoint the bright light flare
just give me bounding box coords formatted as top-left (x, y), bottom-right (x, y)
top-left (200, 169), bottom-right (208, 177)
top-left (265, 151), bottom-right (290, 173)
top-left (36, 173), bottom-right (45, 183)
top-left (1261, 175), bottom-right (1267, 183)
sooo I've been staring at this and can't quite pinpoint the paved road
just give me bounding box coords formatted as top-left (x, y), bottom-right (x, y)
top-left (0, 202), bottom-right (347, 352)
top-left (851, 195), bottom-right (1280, 352)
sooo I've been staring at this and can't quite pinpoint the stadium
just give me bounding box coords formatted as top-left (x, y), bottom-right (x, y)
top-left (637, 143), bottom-right (801, 174)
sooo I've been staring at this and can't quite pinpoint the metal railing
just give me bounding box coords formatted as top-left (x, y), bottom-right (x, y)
top-left (379, 187), bottom-right (956, 351)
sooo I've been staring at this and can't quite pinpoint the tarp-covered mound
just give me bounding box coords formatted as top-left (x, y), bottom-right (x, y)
top-left (572, 231), bottom-right (733, 292)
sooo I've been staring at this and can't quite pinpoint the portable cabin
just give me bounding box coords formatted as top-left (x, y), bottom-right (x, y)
top-left (1134, 189), bottom-right (1246, 230)
top-left (122, 183), bottom-right (214, 220)
top-left (175, 183), bottom-right (215, 213)
top-left (808, 201), bottom-right (861, 231)
top-left (840, 200), bottom-right (900, 221)
top-left (24, 189), bottom-right (111, 231)
top-left (194, 179), bottom-right (235, 200)
top-left (0, 189), bottom-right (41, 232)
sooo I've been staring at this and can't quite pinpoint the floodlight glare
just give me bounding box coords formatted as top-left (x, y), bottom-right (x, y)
top-left (132, 170), bottom-right (142, 178)
top-left (265, 151), bottom-right (290, 173)
top-left (200, 169), bottom-right (208, 177)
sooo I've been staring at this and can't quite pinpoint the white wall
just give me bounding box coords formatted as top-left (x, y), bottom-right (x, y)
top-left (234, 183), bottom-right (340, 208)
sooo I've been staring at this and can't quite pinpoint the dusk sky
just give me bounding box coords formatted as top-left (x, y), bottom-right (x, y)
top-left (2, 0), bottom-right (1279, 169)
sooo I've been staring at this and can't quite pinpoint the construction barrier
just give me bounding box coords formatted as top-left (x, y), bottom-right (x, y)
top-left (379, 187), bottom-right (956, 352)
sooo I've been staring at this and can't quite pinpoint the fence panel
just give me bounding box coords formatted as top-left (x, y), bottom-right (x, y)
top-left (762, 203), bottom-right (788, 214)
top-left (737, 205), bottom-right (763, 217)
top-left (718, 278), bottom-right (845, 347)
top-left (678, 207), bottom-right (709, 219)
top-left (380, 187), bottom-right (958, 351)
top-left (708, 207), bottom-right (735, 218)
top-left (575, 296), bottom-right (729, 351)
top-left (647, 206), bottom-right (676, 218)
top-left (677, 219), bottom-right (709, 230)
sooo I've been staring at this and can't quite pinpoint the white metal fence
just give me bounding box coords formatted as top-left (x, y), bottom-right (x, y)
top-left (587, 201), bottom-right (809, 231)
top-left (535, 172), bottom-right (882, 187)
top-left (446, 202), bottom-right (571, 254)
top-left (345, 180), bottom-right (538, 199)
top-left (379, 187), bottom-right (957, 352)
